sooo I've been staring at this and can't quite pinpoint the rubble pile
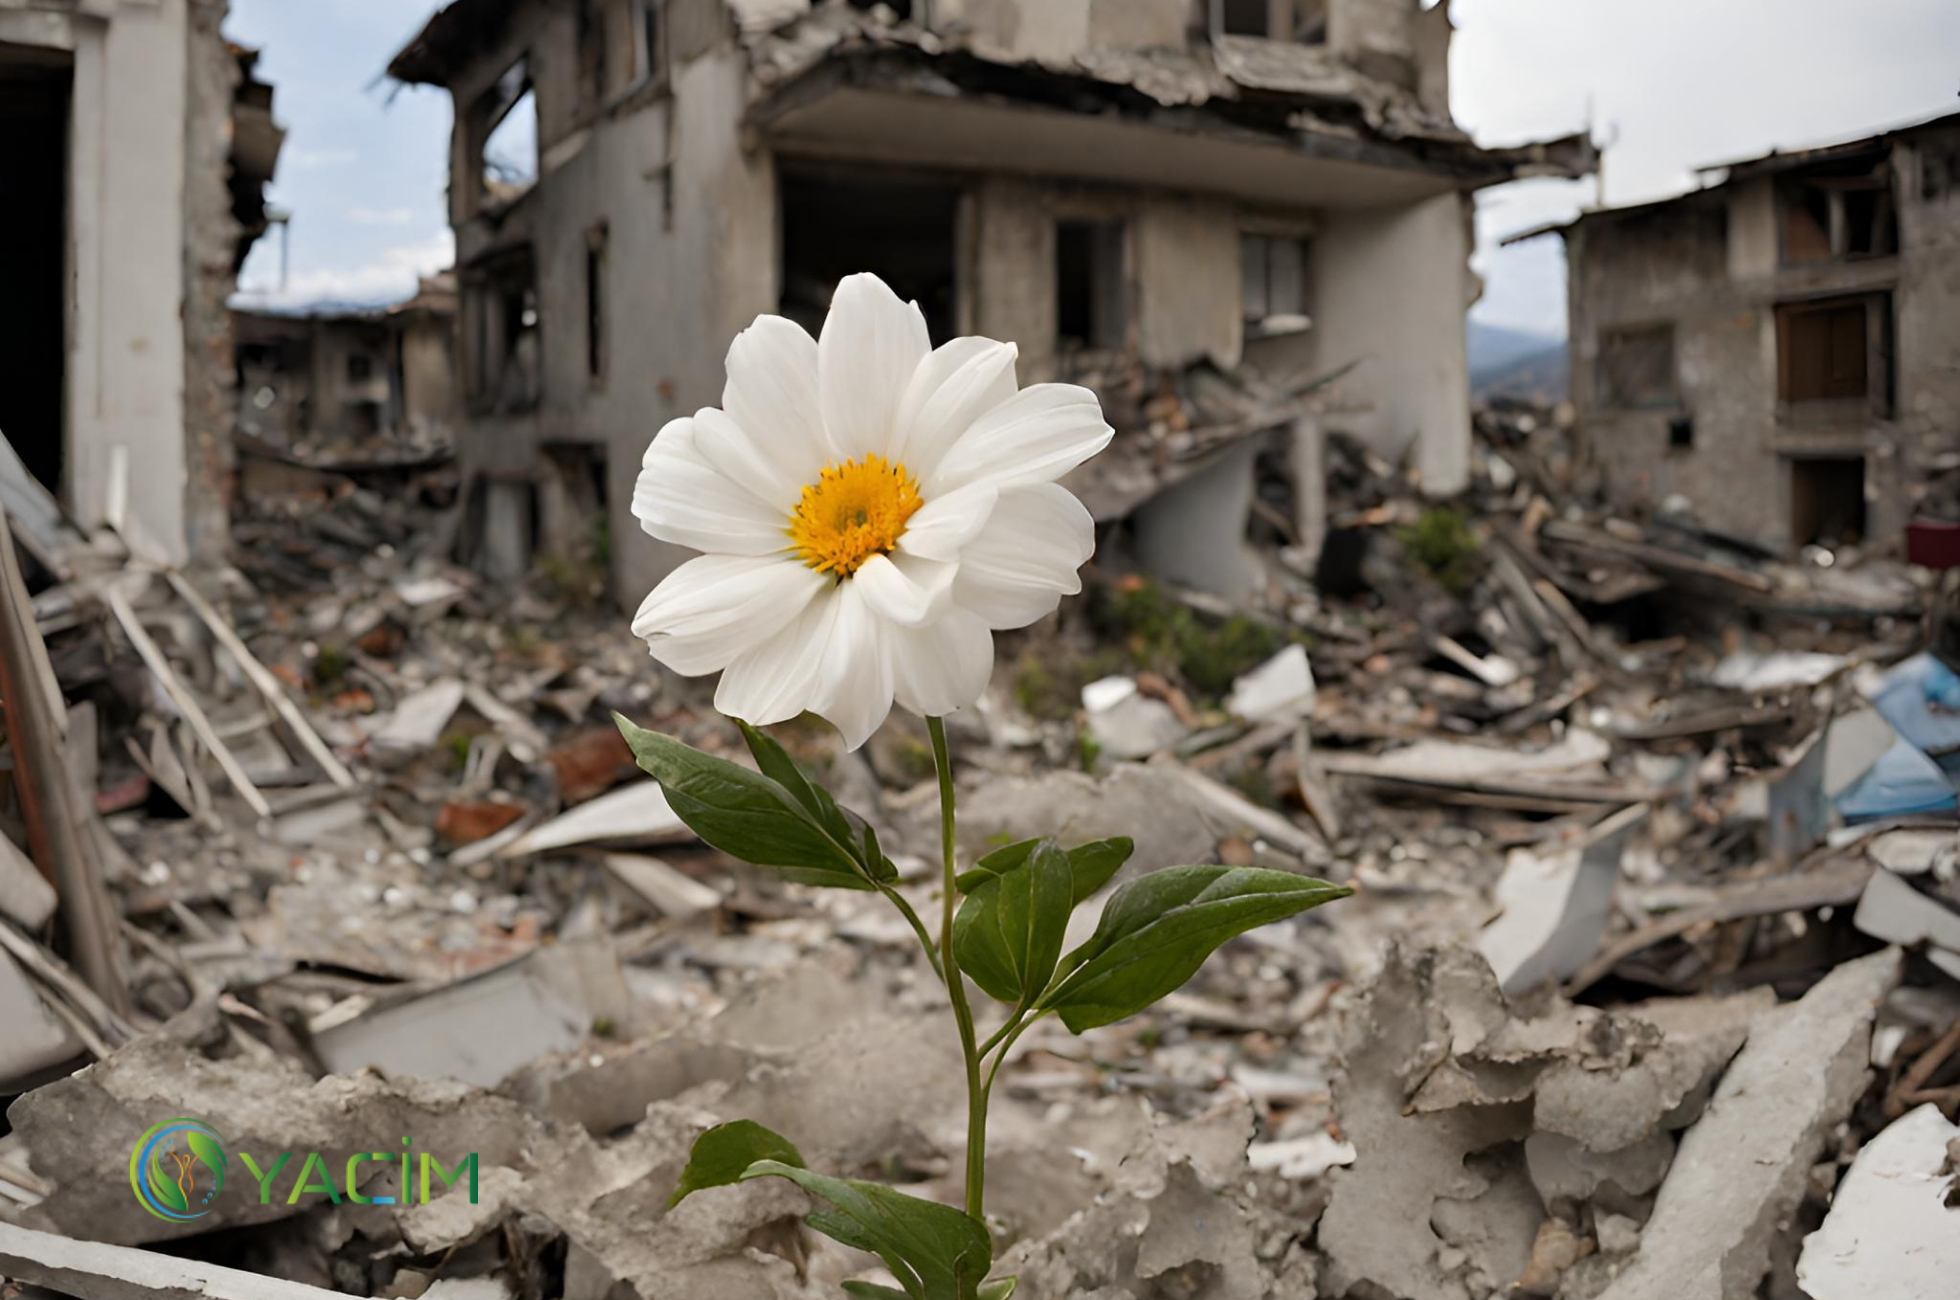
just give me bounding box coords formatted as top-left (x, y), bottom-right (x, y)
top-left (0, 407), bottom-right (1957, 1300)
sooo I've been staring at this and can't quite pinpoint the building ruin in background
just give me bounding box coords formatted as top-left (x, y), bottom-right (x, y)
top-left (0, 0), bottom-right (281, 567)
top-left (1537, 110), bottom-right (1960, 554)
top-left (234, 276), bottom-right (462, 464)
top-left (387, 0), bottom-right (1592, 602)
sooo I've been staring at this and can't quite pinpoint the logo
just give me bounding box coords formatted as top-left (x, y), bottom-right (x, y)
top-left (126, 1120), bottom-right (481, 1219)
top-left (129, 1118), bottom-right (227, 1221)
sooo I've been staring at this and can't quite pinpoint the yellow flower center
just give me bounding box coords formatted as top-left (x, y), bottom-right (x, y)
top-left (786, 455), bottom-right (924, 577)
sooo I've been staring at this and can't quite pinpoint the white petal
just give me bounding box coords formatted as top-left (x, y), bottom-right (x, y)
top-left (897, 483), bottom-right (999, 563)
top-left (853, 553), bottom-right (956, 628)
top-left (892, 610), bottom-right (995, 717)
top-left (716, 584), bottom-right (843, 726)
top-left (812, 581), bottom-right (895, 750)
top-left (691, 407), bottom-right (804, 513)
top-left (818, 273), bottom-right (931, 462)
top-left (891, 337), bottom-right (1020, 477)
top-left (724, 314), bottom-right (832, 472)
top-left (951, 484), bottom-right (1096, 630)
top-left (632, 555), bottom-right (827, 675)
top-left (632, 417), bottom-right (792, 556)
top-left (926, 383), bottom-right (1114, 496)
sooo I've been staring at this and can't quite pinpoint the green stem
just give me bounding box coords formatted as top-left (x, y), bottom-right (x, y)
top-left (982, 1013), bottom-right (1042, 1097)
top-left (877, 883), bottom-right (946, 985)
top-left (977, 1006), bottom-right (1028, 1060)
top-left (928, 715), bottom-right (988, 1222)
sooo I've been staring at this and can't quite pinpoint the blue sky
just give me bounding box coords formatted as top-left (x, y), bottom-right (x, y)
top-left (227, 0), bottom-right (1960, 335)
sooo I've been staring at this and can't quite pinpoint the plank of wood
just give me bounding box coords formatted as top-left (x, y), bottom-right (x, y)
top-left (106, 585), bottom-right (272, 819)
top-left (163, 570), bottom-right (357, 789)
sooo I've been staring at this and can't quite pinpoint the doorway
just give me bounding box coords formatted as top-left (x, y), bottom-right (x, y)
top-left (0, 46), bottom-right (72, 495)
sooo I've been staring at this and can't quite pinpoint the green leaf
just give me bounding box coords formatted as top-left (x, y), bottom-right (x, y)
top-left (183, 1130), bottom-right (225, 1197)
top-left (955, 837), bottom-right (1132, 903)
top-left (840, 1286), bottom-right (912, 1300)
top-left (739, 1160), bottom-right (991, 1300)
top-left (669, 1120), bottom-right (808, 1208)
top-left (979, 1281), bottom-right (1018, 1300)
top-left (953, 838), bottom-right (1074, 1006)
top-left (739, 721), bottom-right (898, 885)
top-left (616, 715), bottom-right (869, 889)
top-left (1037, 866), bottom-right (1352, 1032)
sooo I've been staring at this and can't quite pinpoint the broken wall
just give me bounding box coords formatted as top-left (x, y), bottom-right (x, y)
top-left (937, 0), bottom-right (1193, 62)
top-left (181, 0), bottom-right (242, 566)
top-left (1570, 121), bottom-right (1960, 551)
top-left (16, 0), bottom-right (197, 560)
top-left (1309, 190), bottom-right (1474, 494)
top-left (445, 0), bottom-right (773, 606)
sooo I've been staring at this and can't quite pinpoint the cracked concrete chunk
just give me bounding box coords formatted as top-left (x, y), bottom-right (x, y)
top-left (1524, 1130), bottom-right (1672, 1205)
top-left (1594, 948), bottom-right (1900, 1300)
top-left (1795, 1103), bottom-right (1960, 1300)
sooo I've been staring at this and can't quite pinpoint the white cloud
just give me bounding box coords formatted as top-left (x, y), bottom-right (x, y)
top-left (232, 229), bottom-right (454, 312)
top-left (346, 205), bottom-right (418, 226)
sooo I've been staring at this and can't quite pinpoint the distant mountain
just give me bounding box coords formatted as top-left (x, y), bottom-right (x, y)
top-left (1468, 320), bottom-right (1568, 403)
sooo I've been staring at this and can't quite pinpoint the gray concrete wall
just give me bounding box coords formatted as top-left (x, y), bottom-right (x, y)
top-left (1569, 123), bottom-right (1960, 551)
top-left (1307, 191), bottom-right (1474, 494)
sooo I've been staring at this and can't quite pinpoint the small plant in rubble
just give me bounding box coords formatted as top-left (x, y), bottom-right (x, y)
top-left (616, 273), bottom-right (1351, 1300)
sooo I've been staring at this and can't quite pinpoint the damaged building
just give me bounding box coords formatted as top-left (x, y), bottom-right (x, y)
top-left (1534, 109), bottom-right (1960, 554)
top-left (234, 275), bottom-right (462, 463)
top-left (384, 0), bottom-right (1593, 601)
top-left (0, 0), bottom-right (282, 567)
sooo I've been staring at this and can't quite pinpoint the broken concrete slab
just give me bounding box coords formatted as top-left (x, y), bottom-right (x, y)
top-left (1853, 865), bottom-right (1960, 954)
top-left (1226, 643), bottom-right (1316, 724)
top-left (1795, 1103), bottom-right (1960, 1300)
top-left (1594, 947), bottom-right (1900, 1300)
top-left (603, 853), bottom-right (724, 920)
top-left (312, 938), bottom-right (630, 1087)
top-left (1523, 1129), bottom-right (1672, 1205)
top-left (0, 1219), bottom-right (351, 1300)
top-left (498, 783), bottom-right (692, 857)
top-left (1082, 675), bottom-right (1187, 759)
top-left (0, 947), bottom-right (82, 1087)
top-left (1477, 805), bottom-right (1643, 996)
top-left (0, 830), bottom-right (56, 929)
top-left (8, 1027), bottom-right (566, 1244)
top-left (367, 678), bottom-right (466, 765)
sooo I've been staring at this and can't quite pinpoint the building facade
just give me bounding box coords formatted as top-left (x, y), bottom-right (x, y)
top-left (388, 0), bottom-right (1590, 600)
top-left (0, 0), bottom-right (280, 565)
top-left (1551, 111), bottom-right (1960, 553)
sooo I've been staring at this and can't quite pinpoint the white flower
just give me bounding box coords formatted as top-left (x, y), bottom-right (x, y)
top-left (631, 273), bottom-right (1112, 749)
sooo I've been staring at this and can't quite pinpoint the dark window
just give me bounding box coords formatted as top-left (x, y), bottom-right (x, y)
top-left (1668, 415), bottom-right (1694, 450)
top-left (847, 0), bottom-right (913, 16)
top-left (586, 224), bottom-right (608, 383)
top-left (1779, 165), bottom-right (1897, 265)
top-left (1219, 0), bottom-right (1271, 36)
top-left (780, 168), bottom-right (960, 343)
top-left (465, 246), bottom-right (540, 413)
top-left (1791, 457), bottom-right (1866, 546)
top-left (1598, 324), bottom-right (1677, 409)
top-left (476, 59), bottom-right (538, 208)
top-left (1777, 300), bottom-right (1868, 403)
top-left (1057, 220), bottom-right (1127, 351)
top-left (576, 0), bottom-right (605, 103)
top-left (1242, 233), bottom-right (1308, 325)
top-left (347, 354), bottom-right (372, 383)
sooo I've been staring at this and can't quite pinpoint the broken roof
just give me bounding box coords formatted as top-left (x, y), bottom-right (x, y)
top-left (386, 0), bottom-right (1593, 194)
top-left (1503, 105), bottom-right (1960, 246)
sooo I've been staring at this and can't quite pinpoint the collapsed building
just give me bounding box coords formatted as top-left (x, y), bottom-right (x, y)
top-left (384, 0), bottom-right (1594, 601)
top-left (1526, 109), bottom-right (1960, 554)
top-left (234, 275), bottom-right (463, 463)
top-left (0, 0), bottom-right (282, 567)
